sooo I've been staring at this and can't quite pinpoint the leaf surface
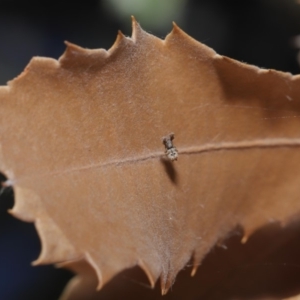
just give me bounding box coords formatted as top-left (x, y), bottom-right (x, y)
top-left (1, 18), bottom-right (300, 295)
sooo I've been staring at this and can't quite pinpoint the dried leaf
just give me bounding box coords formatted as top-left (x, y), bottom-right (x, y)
top-left (59, 220), bottom-right (300, 299)
top-left (1, 18), bottom-right (300, 296)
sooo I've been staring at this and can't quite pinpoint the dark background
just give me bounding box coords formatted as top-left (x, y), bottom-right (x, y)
top-left (1, 0), bottom-right (300, 299)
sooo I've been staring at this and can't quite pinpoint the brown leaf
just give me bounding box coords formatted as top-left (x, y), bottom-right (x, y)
top-left (1, 17), bottom-right (300, 296)
top-left (59, 221), bottom-right (300, 300)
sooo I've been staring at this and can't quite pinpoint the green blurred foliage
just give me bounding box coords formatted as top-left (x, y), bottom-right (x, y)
top-left (102, 0), bottom-right (187, 32)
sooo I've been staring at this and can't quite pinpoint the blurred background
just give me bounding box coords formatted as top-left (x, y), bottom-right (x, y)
top-left (1, 0), bottom-right (300, 299)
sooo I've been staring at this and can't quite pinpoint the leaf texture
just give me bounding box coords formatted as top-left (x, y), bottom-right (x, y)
top-left (1, 18), bottom-right (300, 295)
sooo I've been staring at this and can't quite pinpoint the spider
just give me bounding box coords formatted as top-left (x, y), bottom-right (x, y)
top-left (162, 133), bottom-right (178, 161)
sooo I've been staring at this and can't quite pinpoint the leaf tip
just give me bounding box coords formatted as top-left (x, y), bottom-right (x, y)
top-left (31, 242), bottom-right (50, 266)
top-left (31, 258), bottom-right (41, 266)
top-left (7, 209), bottom-right (34, 222)
top-left (131, 15), bottom-right (142, 41)
top-left (59, 41), bottom-right (85, 65)
top-left (108, 29), bottom-right (131, 55)
top-left (161, 279), bottom-right (172, 296)
top-left (131, 15), bottom-right (137, 26)
top-left (32, 216), bottom-right (80, 266)
top-left (114, 30), bottom-right (126, 46)
top-left (171, 21), bottom-right (180, 34)
top-left (160, 272), bottom-right (175, 296)
top-left (241, 234), bottom-right (249, 244)
top-left (85, 253), bottom-right (104, 290)
top-left (117, 29), bottom-right (125, 38)
top-left (191, 265), bottom-right (198, 277)
top-left (169, 21), bottom-right (187, 38)
top-left (8, 185), bottom-right (37, 222)
top-left (138, 259), bottom-right (157, 288)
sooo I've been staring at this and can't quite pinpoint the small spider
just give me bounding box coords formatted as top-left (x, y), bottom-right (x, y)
top-left (162, 133), bottom-right (178, 161)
